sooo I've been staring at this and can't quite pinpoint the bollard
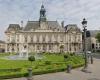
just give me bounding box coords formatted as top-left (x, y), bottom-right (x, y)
top-left (27, 68), bottom-right (33, 80)
top-left (91, 56), bottom-right (93, 64)
top-left (67, 64), bottom-right (71, 73)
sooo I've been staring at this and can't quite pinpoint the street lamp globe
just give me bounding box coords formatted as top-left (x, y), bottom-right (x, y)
top-left (81, 18), bottom-right (87, 28)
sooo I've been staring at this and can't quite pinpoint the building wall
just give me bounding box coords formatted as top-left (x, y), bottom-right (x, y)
top-left (5, 29), bottom-right (82, 53)
top-left (91, 37), bottom-right (100, 52)
top-left (0, 42), bottom-right (5, 53)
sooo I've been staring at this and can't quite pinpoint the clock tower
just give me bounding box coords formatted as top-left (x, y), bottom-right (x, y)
top-left (39, 5), bottom-right (46, 22)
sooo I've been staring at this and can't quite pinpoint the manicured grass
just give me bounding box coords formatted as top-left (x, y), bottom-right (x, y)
top-left (0, 53), bottom-right (84, 79)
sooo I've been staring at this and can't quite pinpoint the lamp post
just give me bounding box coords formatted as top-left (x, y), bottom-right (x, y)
top-left (82, 18), bottom-right (88, 69)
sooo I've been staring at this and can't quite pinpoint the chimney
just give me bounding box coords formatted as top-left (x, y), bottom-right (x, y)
top-left (61, 21), bottom-right (64, 27)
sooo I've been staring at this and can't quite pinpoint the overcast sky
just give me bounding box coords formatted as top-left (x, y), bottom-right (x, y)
top-left (0, 0), bottom-right (100, 40)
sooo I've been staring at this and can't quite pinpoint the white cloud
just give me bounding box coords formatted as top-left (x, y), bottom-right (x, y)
top-left (0, 0), bottom-right (100, 40)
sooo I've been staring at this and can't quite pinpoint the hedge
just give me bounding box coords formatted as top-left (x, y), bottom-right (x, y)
top-left (0, 63), bottom-right (84, 79)
top-left (0, 68), bottom-right (21, 72)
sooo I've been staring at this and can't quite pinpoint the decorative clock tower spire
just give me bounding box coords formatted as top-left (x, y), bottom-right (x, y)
top-left (39, 4), bottom-right (46, 22)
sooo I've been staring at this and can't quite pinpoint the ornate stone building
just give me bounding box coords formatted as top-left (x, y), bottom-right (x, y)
top-left (0, 40), bottom-right (5, 53)
top-left (5, 5), bottom-right (82, 53)
top-left (86, 30), bottom-right (100, 52)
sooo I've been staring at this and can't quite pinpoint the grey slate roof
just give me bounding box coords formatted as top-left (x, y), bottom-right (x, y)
top-left (47, 21), bottom-right (61, 28)
top-left (5, 24), bottom-right (21, 32)
top-left (8, 24), bottom-right (20, 29)
top-left (65, 24), bottom-right (81, 32)
top-left (47, 21), bottom-right (64, 31)
top-left (23, 21), bottom-right (40, 31)
top-left (23, 21), bottom-right (63, 31)
top-left (0, 40), bottom-right (5, 43)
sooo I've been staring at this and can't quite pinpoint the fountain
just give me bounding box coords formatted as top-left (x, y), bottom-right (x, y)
top-left (3, 46), bottom-right (29, 60)
top-left (2, 51), bottom-right (45, 60)
top-left (19, 49), bottom-right (28, 58)
top-left (34, 52), bottom-right (43, 60)
top-left (1, 47), bottom-right (44, 60)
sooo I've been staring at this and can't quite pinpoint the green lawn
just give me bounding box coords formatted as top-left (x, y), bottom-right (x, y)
top-left (0, 53), bottom-right (84, 79)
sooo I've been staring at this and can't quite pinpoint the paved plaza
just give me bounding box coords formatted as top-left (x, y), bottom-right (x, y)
top-left (6, 56), bottom-right (100, 80)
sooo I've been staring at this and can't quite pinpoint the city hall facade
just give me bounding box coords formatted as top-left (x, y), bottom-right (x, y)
top-left (5, 5), bottom-right (83, 53)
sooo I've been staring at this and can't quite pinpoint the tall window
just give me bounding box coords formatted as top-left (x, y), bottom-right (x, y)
top-left (74, 46), bottom-right (76, 52)
top-left (33, 45), bottom-right (34, 49)
top-left (31, 36), bottom-right (33, 42)
top-left (7, 44), bottom-right (9, 52)
top-left (49, 45), bottom-right (52, 50)
top-left (17, 35), bottom-right (19, 42)
top-left (17, 44), bottom-right (19, 51)
top-left (43, 37), bottom-right (45, 42)
top-left (54, 34), bottom-right (57, 41)
top-left (12, 48), bottom-right (14, 52)
top-left (43, 45), bottom-right (46, 51)
top-left (56, 34), bottom-right (58, 42)
top-left (60, 35), bottom-right (63, 42)
top-left (69, 35), bottom-right (71, 42)
top-left (37, 36), bottom-right (39, 42)
top-left (48, 35), bottom-right (52, 42)
top-left (24, 36), bottom-right (27, 43)
top-left (11, 36), bottom-right (15, 42)
top-left (7, 35), bottom-right (10, 42)
top-left (37, 45), bottom-right (40, 50)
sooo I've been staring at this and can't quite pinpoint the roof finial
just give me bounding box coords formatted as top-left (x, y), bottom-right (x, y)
top-left (21, 20), bottom-right (23, 27)
top-left (61, 21), bottom-right (64, 27)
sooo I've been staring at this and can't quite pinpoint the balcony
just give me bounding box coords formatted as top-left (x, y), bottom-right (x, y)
top-left (28, 40), bottom-right (59, 44)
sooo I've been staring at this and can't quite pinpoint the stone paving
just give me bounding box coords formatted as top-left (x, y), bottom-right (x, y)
top-left (6, 58), bottom-right (100, 80)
